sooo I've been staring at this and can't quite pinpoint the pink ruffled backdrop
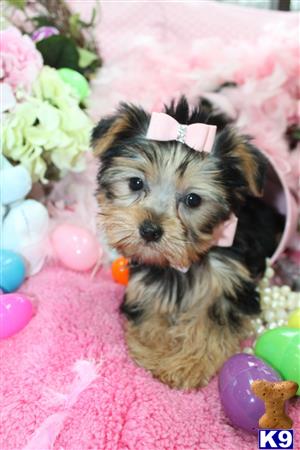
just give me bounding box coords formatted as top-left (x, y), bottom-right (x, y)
top-left (1, 2), bottom-right (299, 449)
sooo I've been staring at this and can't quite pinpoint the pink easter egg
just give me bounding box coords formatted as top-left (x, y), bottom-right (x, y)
top-left (0, 293), bottom-right (33, 339)
top-left (52, 224), bottom-right (101, 271)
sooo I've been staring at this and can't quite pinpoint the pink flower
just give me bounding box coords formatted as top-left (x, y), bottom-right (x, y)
top-left (0, 26), bottom-right (43, 92)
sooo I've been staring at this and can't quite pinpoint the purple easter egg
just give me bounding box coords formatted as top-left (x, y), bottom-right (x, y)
top-left (0, 293), bottom-right (33, 339)
top-left (31, 26), bottom-right (59, 43)
top-left (218, 353), bottom-right (281, 433)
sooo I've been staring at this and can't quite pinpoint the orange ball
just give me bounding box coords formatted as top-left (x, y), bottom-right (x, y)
top-left (112, 257), bottom-right (129, 285)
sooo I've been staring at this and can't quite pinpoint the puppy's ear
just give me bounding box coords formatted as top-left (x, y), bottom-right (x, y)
top-left (92, 103), bottom-right (149, 157)
top-left (214, 127), bottom-right (267, 198)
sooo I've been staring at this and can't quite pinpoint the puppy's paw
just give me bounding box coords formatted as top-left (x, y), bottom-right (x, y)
top-left (125, 315), bottom-right (241, 389)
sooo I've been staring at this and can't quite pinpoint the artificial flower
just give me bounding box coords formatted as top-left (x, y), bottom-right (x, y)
top-left (1, 83), bottom-right (16, 113)
top-left (32, 66), bottom-right (78, 107)
top-left (0, 26), bottom-right (43, 92)
top-left (2, 67), bottom-right (92, 183)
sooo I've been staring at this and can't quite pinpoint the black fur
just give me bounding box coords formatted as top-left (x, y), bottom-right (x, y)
top-left (121, 296), bottom-right (144, 322)
top-left (230, 197), bottom-right (285, 278)
top-left (214, 129), bottom-right (267, 200)
top-left (165, 96), bottom-right (231, 130)
top-left (92, 103), bottom-right (149, 144)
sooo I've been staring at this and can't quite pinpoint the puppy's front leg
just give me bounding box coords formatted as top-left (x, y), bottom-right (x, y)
top-left (123, 302), bottom-right (252, 389)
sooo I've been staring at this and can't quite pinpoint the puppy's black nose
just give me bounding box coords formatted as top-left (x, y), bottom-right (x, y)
top-left (139, 220), bottom-right (163, 242)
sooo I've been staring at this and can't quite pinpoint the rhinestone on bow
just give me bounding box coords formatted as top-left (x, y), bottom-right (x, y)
top-left (176, 124), bottom-right (188, 144)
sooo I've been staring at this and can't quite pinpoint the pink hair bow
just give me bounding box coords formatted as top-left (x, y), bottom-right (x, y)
top-left (146, 112), bottom-right (217, 152)
top-left (213, 213), bottom-right (238, 248)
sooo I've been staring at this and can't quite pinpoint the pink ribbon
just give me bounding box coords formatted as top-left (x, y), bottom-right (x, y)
top-left (146, 112), bottom-right (217, 152)
top-left (213, 213), bottom-right (238, 247)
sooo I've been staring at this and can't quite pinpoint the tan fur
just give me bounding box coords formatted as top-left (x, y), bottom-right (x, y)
top-left (125, 304), bottom-right (248, 390)
top-left (252, 380), bottom-right (298, 430)
top-left (98, 200), bottom-right (190, 268)
top-left (231, 142), bottom-right (262, 197)
top-left (124, 253), bottom-right (253, 389)
top-left (94, 115), bottom-right (130, 156)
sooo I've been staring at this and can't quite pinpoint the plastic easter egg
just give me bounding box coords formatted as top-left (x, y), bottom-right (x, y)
top-left (0, 249), bottom-right (26, 293)
top-left (31, 26), bottom-right (59, 42)
top-left (112, 257), bottom-right (129, 285)
top-left (288, 309), bottom-right (300, 328)
top-left (2, 200), bottom-right (49, 249)
top-left (58, 68), bottom-right (90, 101)
top-left (52, 224), bottom-right (100, 271)
top-left (0, 293), bottom-right (33, 339)
top-left (2, 200), bottom-right (49, 275)
top-left (219, 353), bottom-right (281, 433)
top-left (255, 327), bottom-right (300, 394)
top-left (1, 164), bottom-right (32, 204)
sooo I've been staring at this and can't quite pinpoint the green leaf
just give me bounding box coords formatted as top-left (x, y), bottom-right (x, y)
top-left (69, 13), bottom-right (81, 39)
top-left (82, 57), bottom-right (102, 79)
top-left (6, 0), bottom-right (25, 9)
top-left (78, 47), bottom-right (98, 68)
top-left (32, 15), bottom-right (56, 28)
top-left (78, 6), bottom-right (98, 28)
top-left (36, 35), bottom-right (81, 72)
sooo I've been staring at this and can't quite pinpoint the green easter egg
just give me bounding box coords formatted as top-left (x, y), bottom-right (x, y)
top-left (58, 68), bottom-right (90, 101)
top-left (288, 308), bottom-right (300, 329)
top-left (255, 327), bottom-right (300, 395)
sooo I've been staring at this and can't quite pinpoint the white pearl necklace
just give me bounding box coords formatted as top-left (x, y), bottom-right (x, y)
top-left (243, 261), bottom-right (300, 355)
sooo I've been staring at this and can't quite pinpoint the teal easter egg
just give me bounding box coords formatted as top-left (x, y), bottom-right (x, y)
top-left (58, 68), bottom-right (90, 101)
top-left (255, 327), bottom-right (300, 395)
top-left (0, 249), bottom-right (26, 292)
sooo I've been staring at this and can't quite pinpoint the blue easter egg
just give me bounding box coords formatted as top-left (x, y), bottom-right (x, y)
top-left (0, 249), bottom-right (26, 292)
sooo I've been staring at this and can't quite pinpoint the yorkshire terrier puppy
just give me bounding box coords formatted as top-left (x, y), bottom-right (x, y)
top-left (92, 97), bottom-right (283, 389)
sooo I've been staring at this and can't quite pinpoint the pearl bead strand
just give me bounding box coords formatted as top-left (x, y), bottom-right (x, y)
top-left (244, 260), bottom-right (300, 354)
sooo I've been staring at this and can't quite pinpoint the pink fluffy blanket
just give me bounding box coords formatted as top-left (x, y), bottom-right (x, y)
top-left (1, 265), bottom-right (299, 450)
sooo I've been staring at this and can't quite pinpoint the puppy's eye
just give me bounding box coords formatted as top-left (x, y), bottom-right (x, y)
top-left (185, 193), bottom-right (202, 208)
top-left (129, 177), bottom-right (144, 191)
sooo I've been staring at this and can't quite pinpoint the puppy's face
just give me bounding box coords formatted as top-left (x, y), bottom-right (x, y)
top-left (93, 101), bottom-right (266, 269)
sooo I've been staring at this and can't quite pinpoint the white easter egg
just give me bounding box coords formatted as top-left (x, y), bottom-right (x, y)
top-left (3, 200), bottom-right (49, 246)
top-left (2, 200), bottom-right (49, 275)
top-left (1, 165), bottom-right (32, 205)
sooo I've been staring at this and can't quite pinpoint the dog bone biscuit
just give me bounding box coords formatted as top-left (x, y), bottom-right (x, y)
top-left (251, 379), bottom-right (298, 430)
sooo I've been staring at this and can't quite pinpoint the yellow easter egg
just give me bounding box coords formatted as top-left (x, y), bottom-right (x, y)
top-left (288, 309), bottom-right (300, 328)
